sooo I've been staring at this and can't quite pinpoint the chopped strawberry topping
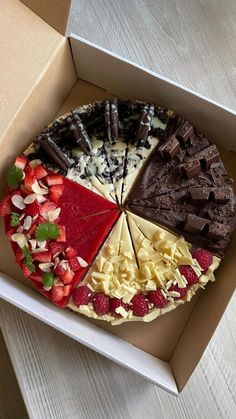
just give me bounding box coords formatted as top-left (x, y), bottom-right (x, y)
top-left (33, 165), bottom-right (48, 179)
top-left (14, 155), bottom-right (28, 170)
top-left (33, 251), bottom-right (52, 263)
top-left (0, 196), bottom-right (11, 216)
top-left (50, 241), bottom-right (66, 255)
top-left (68, 256), bottom-right (81, 271)
top-left (56, 225), bottom-right (66, 242)
top-left (51, 286), bottom-right (64, 302)
top-left (49, 185), bottom-right (64, 203)
top-left (25, 201), bottom-right (40, 217)
top-left (65, 246), bottom-right (78, 258)
top-left (45, 175), bottom-right (63, 186)
top-left (60, 269), bottom-right (75, 284)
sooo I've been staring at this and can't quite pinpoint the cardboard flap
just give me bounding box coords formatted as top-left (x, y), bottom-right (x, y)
top-left (20, 0), bottom-right (72, 35)
top-left (0, 0), bottom-right (64, 143)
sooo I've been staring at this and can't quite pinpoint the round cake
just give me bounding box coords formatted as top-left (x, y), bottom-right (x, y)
top-left (0, 99), bottom-right (235, 325)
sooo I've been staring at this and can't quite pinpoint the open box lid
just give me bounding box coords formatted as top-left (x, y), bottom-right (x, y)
top-left (20, 0), bottom-right (72, 35)
top-left (0, 0), bottom-right (76, 194)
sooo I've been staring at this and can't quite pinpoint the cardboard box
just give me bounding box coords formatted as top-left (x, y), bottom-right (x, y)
top-left (0, 0), bottom-right (235, 395)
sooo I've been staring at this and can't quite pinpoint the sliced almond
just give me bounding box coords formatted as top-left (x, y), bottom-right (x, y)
top-left (38, 262), bottom-right (54, 272)
top-left (24, 194), bottom-right (37, 204)
top-left (29, 239), bottom-right (37, 251)
top-left (48, 208), bottom-right (61, 222)
top-left (11, 233), bottom-right (28, 249)
top-left (29, 159), bottom-right (42, 168)
top-left (77, 256), bottom-right (88, 267)
top-left (11, 195), bottom-right (25, 210)
top-left (23, 216), bottom-right (32, 230)
top-left (35, 194), bottom-right (46, 203)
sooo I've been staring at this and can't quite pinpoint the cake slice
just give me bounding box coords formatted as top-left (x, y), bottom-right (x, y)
top-left (1, 157), bottom-right (119, 307)
top-left (128, 120), bottom-right (236, 256)
top-left (25, 102), bottom-right (116, 202)
top-left (127, 212), bottom-right (221, 321)
top-left (68, 213), bottom-right (140, 324)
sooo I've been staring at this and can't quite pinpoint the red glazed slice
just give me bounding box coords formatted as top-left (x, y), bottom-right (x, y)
top-left (57, 176), bottom-right (117, 219)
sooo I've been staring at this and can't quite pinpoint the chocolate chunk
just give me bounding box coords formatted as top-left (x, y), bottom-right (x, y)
top-left (67, 112), bottom-right (92, 154)
top-left (176, 121), bottom-right (193, 143)
top-left (105, 99), bottom-right (119, 142)
top-left (136, 104), bottom-right (154, 145)
top-left (38, 134), bottom-right (72, 171)
top-left (184, 215), bottom-right (208, 234)
top-left (189, 187), bottom-right (211, 202)
top-left (188, 187), bottom-right (232, 203)
top-left (180, 160), bottom-right (201, 178)
top-left (213, 188), bottom-right (232, 203)
top-left (158, 136), bottom-right (180, 160)
top-left (207, 222), bottom-right (230, 240)
top-left (194, 145), bottom-right (219, 169)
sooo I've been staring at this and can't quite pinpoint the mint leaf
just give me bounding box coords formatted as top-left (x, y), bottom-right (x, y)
top-left (23, 245), bottom-right (35, 273)
top-left (35, 222), bottom-right (60, 241)
top-left (7, 165), bottom-right (23, 189)
top-left (10, 212), bottom-right (20, 227)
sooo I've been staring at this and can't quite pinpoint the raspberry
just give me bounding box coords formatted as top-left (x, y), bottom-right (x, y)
top-left (110, 298), bottom-right (129, 318)
top-left (168, 284), bottom-right (187, 299)
top-left (131, 293), bottom-right (148, 316)
top-left (148, 289), bottom-right (168, 308)
top-left (72, 286), bottom-right (91, 307)
top-left (193, 248), bottom-right (213, 271)
top-left (179, 265), bottom-right (199, 286)
top-left (92, 292), bottom-right (110, 315)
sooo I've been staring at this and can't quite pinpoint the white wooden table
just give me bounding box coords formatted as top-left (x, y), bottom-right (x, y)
top-left (1, 1), bottom-right (236, 417)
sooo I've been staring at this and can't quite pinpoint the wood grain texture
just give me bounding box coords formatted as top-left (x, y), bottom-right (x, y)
top-left (1, 0), bottom-right (236, 418)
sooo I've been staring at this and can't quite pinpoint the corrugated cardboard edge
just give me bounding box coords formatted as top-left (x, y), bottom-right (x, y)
top-left (20, 0), bottom-right (72, 35)
top-left (0, 38), bottom-right (77, 197)
top-left (0, 275), bottom-right (178, 395)
top-left (170, 235), bottom-right (236, 391)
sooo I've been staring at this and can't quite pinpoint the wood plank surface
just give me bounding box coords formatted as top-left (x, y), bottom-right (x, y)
top-left (1, 0), bottom-right (236, 418)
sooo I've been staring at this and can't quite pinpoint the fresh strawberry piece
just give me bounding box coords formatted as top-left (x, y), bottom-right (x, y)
top-left (15, 247), bottom-right (24, 263)
top-left (33, 251), bottom-right (52, 263)
top-left (25, 201), bottom-right (40, 217)
top-left (33, 165), bottom-right (48, 180)
top-left (45, 174), bottom-right (63, 186)
top-left (92, 292), bottom-right (110, 315)
top-left (0, 196), bottom-right (11, 216)
top-left (6, 227), bottom-right (16, 239)
top-left (148, 290), bottom-right (168, 308)
top-left (28, 223), bottom-right (37, 236)
top-left (51, 286), bottom-right (64, 302)
top-left (20, 184), bottom-right (32, 197)
top-left (14, 155), bottom-right (28, 170)
top-left (30, 272), bottom-right (43, 283)
top-left (24, 174), bottom-right (35, 191)
top-left (49, 185), bottom-right (64, 203)
top-left (131, 294), bottom-right (148, 317)
top-left (179, 265), bottom-right (199, 286)
top-left (72, 286), bottom-right (92, 307)
top-left (68, 256), bottom-right (81, 271)
top-left (21, 263), bottom-right (32, 277)
top-left (168, 284), bottom-right (187, 299)
top-left (63, 284), bottom-right (72, 297)
top-left (65, 246), bottom-right (78, 258)
top-left (56, 225), bottom-right (66, 242)
top-left (53, 265), bottom-right (66, 275)
top-left (40, 201), bottom-right (57, 215)
top-left (50, 241), bottom-right (66, 255)
top-left (110, 298), bottom-right (129, 318)
top-left (60, 269), bottom-right (75, 284)
top-left (192, 248), bottom-right (213, 271)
